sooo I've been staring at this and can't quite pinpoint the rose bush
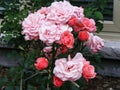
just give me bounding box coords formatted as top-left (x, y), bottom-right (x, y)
top-left (0, 0), bottom-right (105, 90)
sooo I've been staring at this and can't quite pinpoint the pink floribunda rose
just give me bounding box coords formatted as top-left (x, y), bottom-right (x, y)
top-left (37, 7), bottom-right (49, 15)
top-left (47, 1), bottom-right (74, 24)
top-left (82, 59), bottom-right (96, 81)
top-left (53, 75), bottom-right (64, 87)
top-left (59, 31), bottom-right (74, 49)
top-left (34, 57), bottom-right (48, 70)
top-left (22, 12), bottom-right (45, 40)
top-left (38, 21), bottom-right (60, 44)
top-left (73, 6), bottom-right (84, 20)
top-left (38, 21), bottom-right (72, 45)
top-left (86, 33), bottom-right (104, 53)
top-left (68, 17), bottom-right (78, 27)
top-left (53, 53), bottom-right (84, 81)
top-left (73, 17), bottom-right (96, 32)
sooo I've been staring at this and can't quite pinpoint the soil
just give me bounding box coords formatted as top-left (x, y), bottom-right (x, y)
top-left (82, 74), bottom-right (120, 90)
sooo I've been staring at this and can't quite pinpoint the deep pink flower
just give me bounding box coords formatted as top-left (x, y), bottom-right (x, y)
top-left (73, 17), bottom-right (96, 32)
top-left (53, 75), bottom-right (64, 87)
top-left (34, 57), bottom-right (48, 70)
top-left (59, 31), bottom-right (74, 49)
top-left (82, 59), bottom-right (96, 81)
top-left (78, 31), bottom-right (89, 41)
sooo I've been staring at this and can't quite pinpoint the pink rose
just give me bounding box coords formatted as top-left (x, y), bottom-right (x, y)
top-left (82, 59), bottom-right (96, 81)
top-left (68, 17), bottom-right (78, 27)
top-left (53, 53), bottom-right (84, 81)
top-left (73, 17), bottom-right (96, 32)
top-left (34, 57), bottom-right (48, 70)
top-left (73, 6), bottom-right (84, 19)
top-left (53, 75), bottom-right (64, 87)
top-left (47, 1), bottom-right (74, 24)
top-left (22, 12), bottom-right (45, 40)
top-left (38, 21), bottom-right (72, 45)
top-left (86, 34), bottom-right (104, 53)
top-left (59, 31), bottom-right (74, 49)
top-left (37, 7), bottom-right (49, 15)
top-left (38, 21), bottom-right (60, 44)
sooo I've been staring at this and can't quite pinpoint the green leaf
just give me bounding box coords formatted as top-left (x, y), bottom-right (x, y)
top-left (94, 11), bottom-right (103, 20)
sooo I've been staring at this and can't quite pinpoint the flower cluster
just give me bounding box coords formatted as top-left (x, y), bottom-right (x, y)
top-left (22, 1), bottom-right (104, 89)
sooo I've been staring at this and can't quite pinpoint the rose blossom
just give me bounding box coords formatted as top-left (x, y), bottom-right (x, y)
top-left (34, 57), bottom-right (48, 70)
top-left (73, 6), bottom-right (84, 19)
top-left (73, 17), bottom-right (96, 32)
top-left (68, 17), bottom-right (79, 27)
top-left (78, 31), bottom-right (89, 41)
top-left (53, 53), bottom-right (84, 81)
top-left (22, 12), bottom-right (45, 40)
top-left (37, 7), bottom-right (49, 15)
top-left (38, 20), bottom-right (72, 45)
top-left (53, 76), bottom-right (64, 87)
top-left (59, 31), bottom-right (74, 49)
top-left (86, 33), bottom-right (104, 53)
top-left (82, 59), bottom-right (96, 81)
top-left (47, 1), bottom-right (74, 24)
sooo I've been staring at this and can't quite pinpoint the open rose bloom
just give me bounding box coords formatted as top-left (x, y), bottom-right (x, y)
top-left (22, 0), bottom-right (104, 89)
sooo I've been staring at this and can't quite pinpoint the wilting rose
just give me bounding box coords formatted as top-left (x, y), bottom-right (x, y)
top-left (86, 33), bottom-right (104, 53)
top-left (53, 76), bottom-right (64, 87)
top-left (73, 6), bottom-right (84, 19)
top-left (82, 59), bottom-right (96, 81)
top-left (34, 57), bottom-right (48, 70)
top-left (78, 31), bottom-right (89, 41)
top-left (53, 53), bottom-right (84, 81)
top-left (59, 31), bottom-right (74, 49)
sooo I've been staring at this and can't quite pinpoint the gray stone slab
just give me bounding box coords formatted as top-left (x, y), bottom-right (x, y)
top-left (100, 41), bottom-right (120, 60)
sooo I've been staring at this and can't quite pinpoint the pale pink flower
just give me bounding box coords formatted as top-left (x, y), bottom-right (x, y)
top-left (86, 34), bottom-right (104, 53)
top-left (59, 31), bottom-right (74, 49)
top-left (37, 7), bottom-right (49, 15)
top-left (82, 59), bottom-right (96, 81)
top-left (38, 21), bottom-right (72, 44)
top-left (22, 12), bottom-right (45, 40)
top-left (47, 1), bottom-right (74, 24)
top-left (73, 6), bottom-right (84, 19)
top-left (53, 53), bottom-right (84, 81)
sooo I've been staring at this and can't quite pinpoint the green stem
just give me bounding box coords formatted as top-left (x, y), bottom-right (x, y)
top-left (24, 70), bottom-right (47, 81)
top-left (20, 73), bottom-right (23, 90)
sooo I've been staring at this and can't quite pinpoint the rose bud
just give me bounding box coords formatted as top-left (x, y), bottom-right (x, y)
top-left (61, 45), bottom-right (67, 54)
top-left (34, 57), bottom-right (48, 70)
top-left (68, 17), bottom-right (78, 26)
top-left (78, 31), bottom-right (89, 41)
top-left (53, 76), bottom-right (64, 87)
